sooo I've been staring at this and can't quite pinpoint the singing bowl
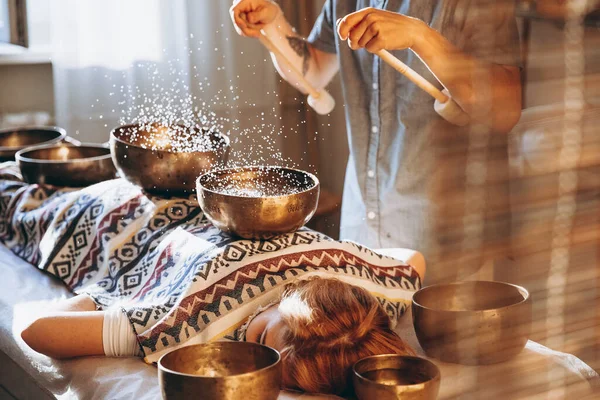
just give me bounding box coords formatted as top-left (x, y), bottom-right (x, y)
top-left (110, 124), bottom-right (230, 194)
top-left (0, 126), bottom-right (66, 162)
top-left (353, 355), bottom-right (441, 400)
top-left (158, 342), bottom-right (282, 400)
top-left (196, 166), bottom-right (320, 239)
top-left (412, 281), bottom-right (531, 365)
top-left (16, 143), bottom-right (117, 187)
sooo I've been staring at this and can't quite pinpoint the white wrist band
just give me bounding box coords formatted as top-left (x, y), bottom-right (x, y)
top-left (102, 307), bottom-right (142, 357)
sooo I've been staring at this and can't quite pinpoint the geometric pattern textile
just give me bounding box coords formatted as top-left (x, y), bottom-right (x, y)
top-left (0, 171), bottom-right (421, 363)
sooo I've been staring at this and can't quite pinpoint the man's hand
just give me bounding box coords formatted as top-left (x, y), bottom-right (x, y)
top-left (336, 8), bottom-right (426, 53)
top-left (230, 0), bottom-right (281, 38)
top-left (337, 6), bottom-right (522, 133)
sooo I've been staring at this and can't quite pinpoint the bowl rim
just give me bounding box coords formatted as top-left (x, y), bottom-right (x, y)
top-left (110, 123), bottom-right (230, 154)
top-left (157, 341), bottom-right (282, 380)
top-left (16, 143), bottom-right (112, 164)
top-left (0, 126), bottom-right (67, 151)
top-left (352, 355), bottom-right (441, 387)
top-left (196, 165), bottom-right (320, 200)
top-left (412, 280), bottom-right (530, 313)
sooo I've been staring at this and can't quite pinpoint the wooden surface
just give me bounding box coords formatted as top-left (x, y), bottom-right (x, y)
top-left (314, 189), bottom-right (342, 218)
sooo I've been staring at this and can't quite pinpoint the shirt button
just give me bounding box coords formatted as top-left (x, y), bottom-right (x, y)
top-left (373, 82), bottom-right (378, 90)
top-left (367, 211), bottom-right (376, 220)
top-left (371, 126), bottom-right (378, 133)
top-left (367, 170), bottom-right (375, 178)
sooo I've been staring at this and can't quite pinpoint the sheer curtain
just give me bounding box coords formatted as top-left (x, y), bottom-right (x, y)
top-left (49, 0), bottom-right (280, 163)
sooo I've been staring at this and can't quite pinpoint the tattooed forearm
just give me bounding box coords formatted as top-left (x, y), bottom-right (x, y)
top-left (286, 35), bottom-right (311, 76)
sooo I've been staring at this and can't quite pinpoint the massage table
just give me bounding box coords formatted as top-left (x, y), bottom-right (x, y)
top-left (1, 242), bottom-right (599, 400)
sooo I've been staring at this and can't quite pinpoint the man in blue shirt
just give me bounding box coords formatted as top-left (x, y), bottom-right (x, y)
top-left (231, 0), bottom-right (522, 281)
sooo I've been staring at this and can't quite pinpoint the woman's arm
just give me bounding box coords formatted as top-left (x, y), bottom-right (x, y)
top-left (21, 311), bottom-right (104, 359)
top-left (230, 0), bottom-right (339, 93)
top-left (337, 8), bottom-right (522, 134)
top-left (22, 294), bottom-right (141, 359)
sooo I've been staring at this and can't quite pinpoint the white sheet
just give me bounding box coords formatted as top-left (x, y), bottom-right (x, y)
top-left (1, 245), bottom-right (598, 399)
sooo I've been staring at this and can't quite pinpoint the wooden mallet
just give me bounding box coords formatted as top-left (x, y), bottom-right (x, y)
top-left (376, 49), bottom-right (470, 126)
top-left (241, 13), bottom-right (335, 115)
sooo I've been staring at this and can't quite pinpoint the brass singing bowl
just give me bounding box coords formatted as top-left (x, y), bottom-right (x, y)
top-left (158, 342), bottom-right (282, 400)
top-left (0, 126), bottom-right (66, 162)
top-left (196, 166), bottom-right (320, 239)
top-left (110, 124), bottom-right (230, 195)
top-left (16, 143), bottom-right (117, 187)
top-left (412, 281), bottom-right (531, 365)
top-left (353, 355), bottom-right (441, 400)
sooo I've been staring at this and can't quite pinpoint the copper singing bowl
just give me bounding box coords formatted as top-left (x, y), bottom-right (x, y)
top-left (110, 124), bottom-right (230, 194)
top-left (0, 126), bottom-right (66, 162)
top-left (196, 166), bottom-right (320, 239)
top-left (16, 143), bottom-right (116, 187)
top-left (353, 355), bottom-right (441, 400)
top-left (158, 342), bottom-right (282, 400)
top-left (412, 281), bottom-right (531, 365)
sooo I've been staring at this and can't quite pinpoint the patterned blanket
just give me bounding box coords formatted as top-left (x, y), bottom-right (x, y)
top-left (0, 167), bottom-right (421, 363)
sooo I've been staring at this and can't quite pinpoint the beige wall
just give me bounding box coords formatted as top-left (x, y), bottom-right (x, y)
top-left (0, 62), bottom-right (54, 117)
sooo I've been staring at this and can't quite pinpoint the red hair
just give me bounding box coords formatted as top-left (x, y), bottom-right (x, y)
top-left (277, 277), bottom-right (414, 396)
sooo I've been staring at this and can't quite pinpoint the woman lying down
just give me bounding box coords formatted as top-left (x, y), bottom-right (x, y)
top-left (21, 260), bottom-right (425, 397)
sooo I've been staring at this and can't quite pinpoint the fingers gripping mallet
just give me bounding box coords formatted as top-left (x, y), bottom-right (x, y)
top-left (241, 14), bottom-right (335, 115)
top-left (376, 50), bottom-right (470, 126)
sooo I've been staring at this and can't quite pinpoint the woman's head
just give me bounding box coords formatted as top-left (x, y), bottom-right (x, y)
top-left (245, 277), bottom-right (414, 396)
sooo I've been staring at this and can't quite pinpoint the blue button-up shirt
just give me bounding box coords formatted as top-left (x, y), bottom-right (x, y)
top-left (308, 0), bottom-right (520, 256)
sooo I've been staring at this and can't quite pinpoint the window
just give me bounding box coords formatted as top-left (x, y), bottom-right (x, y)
top-left (0, 0), bottom-right (27, 47)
